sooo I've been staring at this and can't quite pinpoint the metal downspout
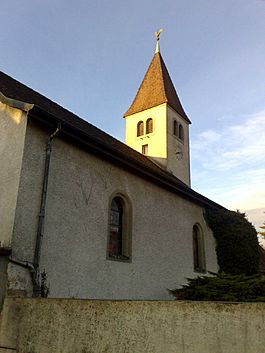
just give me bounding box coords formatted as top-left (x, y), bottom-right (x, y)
top-left (33, 124), bottom-right (61, 296)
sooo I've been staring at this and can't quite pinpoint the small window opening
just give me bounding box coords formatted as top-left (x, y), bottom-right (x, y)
top-left (173, 120), bottom-right (178, 136)
top-left (137, 121), bottom-right (144, 137)
top-left (142, 144), bottom-right (148, 155)
top-left (146, 118), bottom-right (153, 134)
top-left (178, 124), bottom-right (184, 141)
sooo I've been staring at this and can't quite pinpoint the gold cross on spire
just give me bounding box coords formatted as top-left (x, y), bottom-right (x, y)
top-left (155, 28), bottom-right (164, 53)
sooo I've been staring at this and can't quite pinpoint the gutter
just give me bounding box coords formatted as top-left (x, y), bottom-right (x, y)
top-left (32, 123), bottom-right (61, 296)
top-left (0, 91), bottom-right (33, 111)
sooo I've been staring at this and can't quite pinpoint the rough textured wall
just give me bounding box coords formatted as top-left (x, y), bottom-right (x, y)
top-left (1, 298), bottom-right (265, 353)
top-left (0, 258), bottom-right (8, 308)
top-left (6, 120), bottom-right (48, 298)
top-left (0, 103), bottom-right (27, 248)
top-left (9, 119), bottom-right (218, 300)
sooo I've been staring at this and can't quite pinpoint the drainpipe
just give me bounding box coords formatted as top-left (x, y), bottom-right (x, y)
top-left (9, 256), bottom-right (34, 271)
top-left (32, 124), bottom-right (61, 296)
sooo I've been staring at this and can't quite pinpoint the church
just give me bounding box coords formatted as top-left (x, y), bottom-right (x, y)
top-left (0, 36), bottom-right (222, 302)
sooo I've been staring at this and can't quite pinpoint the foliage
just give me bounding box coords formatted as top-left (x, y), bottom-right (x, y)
top-left (205, 208), bottom-right (259, 275)
top-left (258, 216), bottom-right (265, 239)
top-left (169, 273), bottom-right (265, 302)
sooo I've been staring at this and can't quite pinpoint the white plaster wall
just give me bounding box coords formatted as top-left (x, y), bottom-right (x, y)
top-left (10, 119), bottom-right (218, 299)
top-left (0, 103), bottom-right (27, 248)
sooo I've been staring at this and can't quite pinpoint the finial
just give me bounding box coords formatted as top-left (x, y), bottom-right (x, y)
top-left (155, 28), bottom-right (164, 53)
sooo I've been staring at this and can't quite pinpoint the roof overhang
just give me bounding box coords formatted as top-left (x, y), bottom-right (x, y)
top-left (29, 105), bottom-right (223, 211)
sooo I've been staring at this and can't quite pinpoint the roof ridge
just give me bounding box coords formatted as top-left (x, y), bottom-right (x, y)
top-left (157, 52), bottom-right (168, 104)
top-left (0, 71), bottom-right (82, 118)
top-left (123, 53), bottom-right (155, 117)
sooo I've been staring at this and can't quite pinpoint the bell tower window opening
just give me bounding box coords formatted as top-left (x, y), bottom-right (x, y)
top-left (173, 120), bottom-right (178, 136)
top-left (137, 121), bottom-right (144, 137)
top-left (178, 124), bottom-right (184, 141)
top-left (146, 118), bottom-right (153, 134)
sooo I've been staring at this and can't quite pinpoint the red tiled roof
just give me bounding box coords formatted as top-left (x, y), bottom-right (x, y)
top-left (124, 52), bottom-right (191, 123)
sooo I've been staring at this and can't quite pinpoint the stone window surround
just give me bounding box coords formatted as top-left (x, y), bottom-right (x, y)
top-left (107, 191), bottom-right (132, 263)
top-left (173, 119), bottom-right (184, 143)
top-left (192, 223), bottom-right (206, 273)
top-left (136, 117), bottom-right (155, 138)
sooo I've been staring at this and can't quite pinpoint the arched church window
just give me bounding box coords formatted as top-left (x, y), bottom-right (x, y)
top-left (108, 195), bottom-right (132, 261)
top-left (178, 124), bottom-right (184, 141)
top-left (173, 120), bottom-right (178, 136)
top-left (193, 224), bottom-right (206, 272)
top-left (137, 121), bottom-right (144, 137)
top-left (146, 118), bottom-right (153, 134)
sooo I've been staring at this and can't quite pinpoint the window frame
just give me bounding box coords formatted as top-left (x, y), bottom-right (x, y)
top-left (107, 193), bottom-right (132, 263)
top-left (137, 121), bottom-right (144, 137)
top-left (146, 118), bottom-right (153, 134)
top-left (173, 120), bottom-right (178, 136)
top-left (178, 123), bottom-right (184, 141)
top-left (192, 224), bottom-right (206, 273)
top-left (142, 144), bottom-right (148, 155)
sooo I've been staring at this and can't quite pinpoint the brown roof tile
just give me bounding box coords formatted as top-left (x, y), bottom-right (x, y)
top-left (124, 52), bottom-right (191, 123)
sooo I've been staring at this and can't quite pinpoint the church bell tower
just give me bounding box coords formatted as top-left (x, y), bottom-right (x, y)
top-left (124, 31), bottom-right (191, 186)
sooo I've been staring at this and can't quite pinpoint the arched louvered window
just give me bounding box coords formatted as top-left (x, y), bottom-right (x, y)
top-left (178, 124), bottom-right (184, 141)
top-left (108, 194), bottom-right (132, 261)
top-left (137, 121), bottom-right (144, 137)
top-left (193, 224), bottom-right (206, 272)
top-left (173, 120), bottom-right (178, 136)
top-left (146, 118), bottom-right (153, 134)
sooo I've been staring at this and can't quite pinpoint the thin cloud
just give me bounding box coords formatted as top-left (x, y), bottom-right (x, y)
top-left (191, 110), bottom-right (265, 211)
top-left (192, 111), bottom-right (265, 171)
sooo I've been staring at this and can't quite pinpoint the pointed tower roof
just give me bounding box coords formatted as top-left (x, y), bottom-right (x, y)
top-left (124, 51), bottom-right (191, 123)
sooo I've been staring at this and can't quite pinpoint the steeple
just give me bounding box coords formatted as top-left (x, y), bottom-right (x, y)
top-left (124, 32), bottom-right (191, 186)
top-left (124, 34), bottom-right (190, 124)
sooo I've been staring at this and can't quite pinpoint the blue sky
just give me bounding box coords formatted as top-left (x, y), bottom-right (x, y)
top-left (1, 0), bottom-right (264, 228)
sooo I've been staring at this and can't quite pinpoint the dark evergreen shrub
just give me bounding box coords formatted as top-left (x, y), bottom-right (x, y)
top-left (205, 208), bottom-right (259, 275)
top-left (169, 273), bottom-right (265, 302)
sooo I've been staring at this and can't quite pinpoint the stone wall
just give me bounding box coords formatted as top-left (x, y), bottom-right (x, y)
top-left (1, 298), bottom-right (265, 353)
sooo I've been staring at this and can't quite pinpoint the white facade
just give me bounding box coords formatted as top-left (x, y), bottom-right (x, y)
top-left (3, 117), bottom-right (218, 300)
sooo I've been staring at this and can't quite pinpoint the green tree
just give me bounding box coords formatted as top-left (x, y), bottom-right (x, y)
top-left (169, 273), bottom-right (265, 302)
top-left (205, 208), bottom-right (259, 275)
